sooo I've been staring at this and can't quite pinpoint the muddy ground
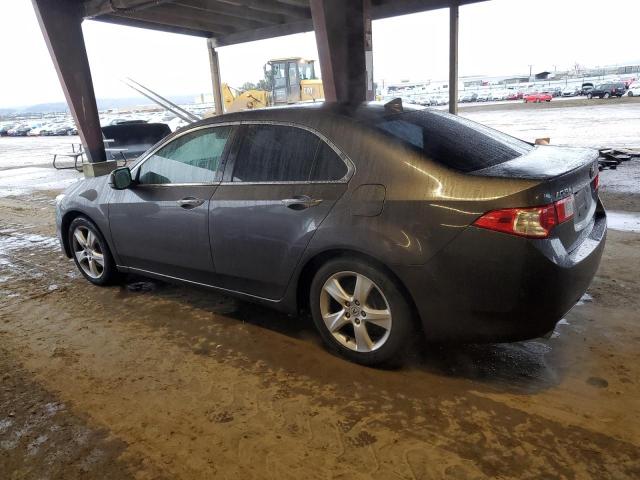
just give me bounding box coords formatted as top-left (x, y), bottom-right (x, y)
top-left (1, 113), bottom-right (640, 478)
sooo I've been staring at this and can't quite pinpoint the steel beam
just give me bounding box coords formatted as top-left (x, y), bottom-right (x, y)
top-left (32, 0), bottom-right (106, 163)
top-left (448, 2), bottom-right (459, 114)
top-left (310, 0), bottom-right (371, 104)
top-left (207, 39), bottom-right (224, 115)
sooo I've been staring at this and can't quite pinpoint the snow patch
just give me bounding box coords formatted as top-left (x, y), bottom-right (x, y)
top-left (607, 211), bottom-right (640, 233)
top-left (0, 167), bottom-right (80, 198)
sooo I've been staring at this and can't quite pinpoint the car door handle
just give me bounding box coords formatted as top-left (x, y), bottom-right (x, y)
top-left (281, 195), bottom-right (323, 210)
top-left (177, 197), bottom-right (205, 209)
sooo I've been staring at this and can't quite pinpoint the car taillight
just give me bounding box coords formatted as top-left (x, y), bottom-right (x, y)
top-left (592, 173), bottom-right (599, 191)
top-left (555, 195), bottom-right (575, 223)
top-left (473, 196), bottom-right (575, 239)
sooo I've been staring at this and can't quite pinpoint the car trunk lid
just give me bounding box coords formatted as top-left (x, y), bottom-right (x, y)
top-left (472, 145), bottom-right (600, 250)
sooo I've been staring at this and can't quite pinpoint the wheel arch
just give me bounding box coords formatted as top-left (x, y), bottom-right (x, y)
top-left (295, 248), bottom-right (422, 328)
top-left (60, 210), bottom-right (88, 257)
top-left (61, 210), bottom-right (114, 261)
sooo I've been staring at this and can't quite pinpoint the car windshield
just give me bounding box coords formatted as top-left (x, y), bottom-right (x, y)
top-left (372, 109), bottom-right (532, 173)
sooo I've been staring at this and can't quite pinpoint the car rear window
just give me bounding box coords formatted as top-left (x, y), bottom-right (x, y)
top-left (372, 109), bottom-right (532, 173)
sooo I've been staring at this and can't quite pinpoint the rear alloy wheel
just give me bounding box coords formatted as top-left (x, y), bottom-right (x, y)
top-left (310, 258), bottom-right (413, 365)
top-left (69, 216), bottom-right (117, 286)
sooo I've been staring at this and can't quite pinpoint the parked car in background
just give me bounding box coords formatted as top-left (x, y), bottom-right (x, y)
top-left (562, 86), bottom-right (580, 97)
top-left (550, 87), bottom-right (562, 97)
top-left (459, 92), bottom-right (478, 103)
top-left (588, 82), bottom-right (626, 99)
top-left (581, 83), bottom-right (594, 96)
top-left (28, 124), bottom-right (55, 136)
top-left (627, 81), bottom-right (640, 97)
top-left (55, 102), bottom-right (605, 365)
top-left (8, 124), bottom-right (32, 136)
top-left (506, 91), bottom-right (523, 100)
top-left (0, 123), bottom-right (16, 136)
top-left (524, 92), bottom-right (552, 103)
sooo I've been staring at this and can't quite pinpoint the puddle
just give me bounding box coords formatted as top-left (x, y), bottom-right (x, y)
top-left (607, 210), bottom-right (640, 233)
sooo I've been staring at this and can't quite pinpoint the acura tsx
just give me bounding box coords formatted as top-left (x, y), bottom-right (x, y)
top-left (56, 102), bottom-right (606, 365)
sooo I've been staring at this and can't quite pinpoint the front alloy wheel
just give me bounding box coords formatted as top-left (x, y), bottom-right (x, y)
top-left (68, 216), bottom-right (117, 286)
top-left (72, 226), bottom-right (104, 279)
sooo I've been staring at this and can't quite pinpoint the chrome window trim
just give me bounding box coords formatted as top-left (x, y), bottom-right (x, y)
top-left (130, 120), bottom-right (355, 187)
top-left (228, 120), bottom-right (355, 185)
top-left (130, 122), bottom-right (239, 186)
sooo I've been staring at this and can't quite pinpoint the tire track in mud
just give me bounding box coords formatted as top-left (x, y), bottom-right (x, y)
top-left (1, 282), bottom-right (639, 480)
top-left (1, 192), bottom-right (640, 479)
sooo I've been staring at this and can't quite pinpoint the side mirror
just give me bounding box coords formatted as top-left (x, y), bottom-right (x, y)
top-left (109, 167), bottom-right (133, 190)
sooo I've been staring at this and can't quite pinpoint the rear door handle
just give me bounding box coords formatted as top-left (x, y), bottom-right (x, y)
top-left (281, 195), bottom-right (323, 210)
top-left (177, 197), bottom-right (205, 209)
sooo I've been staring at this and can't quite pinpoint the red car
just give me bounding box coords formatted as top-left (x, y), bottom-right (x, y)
top-left (524, 92), bottom-right (552, 103)
top-left (507, 91), bottom-right (523, 100)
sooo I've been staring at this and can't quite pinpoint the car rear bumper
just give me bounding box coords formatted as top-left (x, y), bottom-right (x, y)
top-left (396, 204), bottom-right (606, 343)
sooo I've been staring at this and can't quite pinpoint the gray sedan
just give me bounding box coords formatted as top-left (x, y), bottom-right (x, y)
top-left (56, 102), bottom-right (606, 365)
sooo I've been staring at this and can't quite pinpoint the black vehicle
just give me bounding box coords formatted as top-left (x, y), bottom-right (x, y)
top-left (581, 83), bottom-right (594, 96)
top-left (0, 124), bottom-right (15, 136)
top-left (8, 125), bottom-right (32, 136)
top-left (55, 102), bottom-right (605, 365)
top-left (587, 82), bottom-right (626, 99)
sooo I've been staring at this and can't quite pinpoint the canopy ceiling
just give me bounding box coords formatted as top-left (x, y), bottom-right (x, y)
top-left (83, 0), bottom-right (485, 45)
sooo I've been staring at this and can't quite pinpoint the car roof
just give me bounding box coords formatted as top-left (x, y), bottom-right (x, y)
top-left (196, 101), bottom-right (426, 129)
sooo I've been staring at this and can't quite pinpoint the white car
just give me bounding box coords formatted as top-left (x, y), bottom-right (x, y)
top-left (627, 82), bottom-right (640, 97)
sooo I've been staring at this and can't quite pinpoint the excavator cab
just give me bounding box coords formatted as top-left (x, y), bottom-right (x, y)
top-left (265, 58), bottom-right (324, 105)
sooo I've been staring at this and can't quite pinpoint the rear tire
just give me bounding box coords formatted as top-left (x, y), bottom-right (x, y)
top-left (309, 257), bottom-right (413, 366)
top-left (68, 216), bottom-right (118, 286)
top-left (587, 93), bottom-right (593, 99)
top-left (604, 93), bottom-right (610, 99)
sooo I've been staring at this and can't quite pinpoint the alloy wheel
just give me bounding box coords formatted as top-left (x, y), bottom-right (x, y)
top-left (72, 226), bottom-right (105, 279)
top-left (320, 271), bottom-right (392, 352)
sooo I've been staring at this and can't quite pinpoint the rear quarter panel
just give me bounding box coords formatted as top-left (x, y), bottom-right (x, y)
top-left (297, 116), bottom-right (538, 267)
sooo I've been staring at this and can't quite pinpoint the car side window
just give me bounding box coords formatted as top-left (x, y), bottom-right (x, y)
top-left (232, 125), bottom-right (318, 182)
top-left (310, 141), bottom-right (348, 181)
top-left (138, 126), bottom-right (232, 185)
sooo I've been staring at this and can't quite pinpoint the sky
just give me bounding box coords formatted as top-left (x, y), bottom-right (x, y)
top-left (1, 0), bottom-right (640, 108)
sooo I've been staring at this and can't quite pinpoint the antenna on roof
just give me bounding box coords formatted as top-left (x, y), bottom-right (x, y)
top-left (384, 97), bottom-right (403, 114)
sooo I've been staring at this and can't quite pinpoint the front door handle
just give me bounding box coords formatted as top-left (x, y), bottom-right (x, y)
top-left (177, 197), bottom-right (205, 209)
top-left (281, 195), bottom-right (323, 210)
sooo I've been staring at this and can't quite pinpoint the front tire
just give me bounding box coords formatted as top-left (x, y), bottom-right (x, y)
top-left (68, 216), bottom-right (118, 286)
top-left (587, 93), bottom-right (593, 99)
top-left (604, 92), bottom-right (610, 99)
top-left (309, 258), bottom-right (413, 366)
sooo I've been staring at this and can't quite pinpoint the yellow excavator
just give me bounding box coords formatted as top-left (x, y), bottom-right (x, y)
top-left (221, 57), bottom-right (324, 113)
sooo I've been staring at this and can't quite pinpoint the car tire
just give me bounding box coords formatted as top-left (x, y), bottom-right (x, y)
top-left (68, 216), bottom-right (119, 286)
top-left (629, 92), bottom-right (634, 97)
top-left (587, 93), bottom-right (593, 99)
top-left (309, 257), bottom-right (414, 366)
top-left (604, 93), bottom-right (610, 99)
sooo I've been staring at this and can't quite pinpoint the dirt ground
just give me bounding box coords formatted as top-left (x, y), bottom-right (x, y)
top-left (1, 128), bottom-right (640, 478)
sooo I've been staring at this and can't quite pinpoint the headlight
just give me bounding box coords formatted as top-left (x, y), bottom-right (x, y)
top-left (55, 194), bottom-right (66, 205)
